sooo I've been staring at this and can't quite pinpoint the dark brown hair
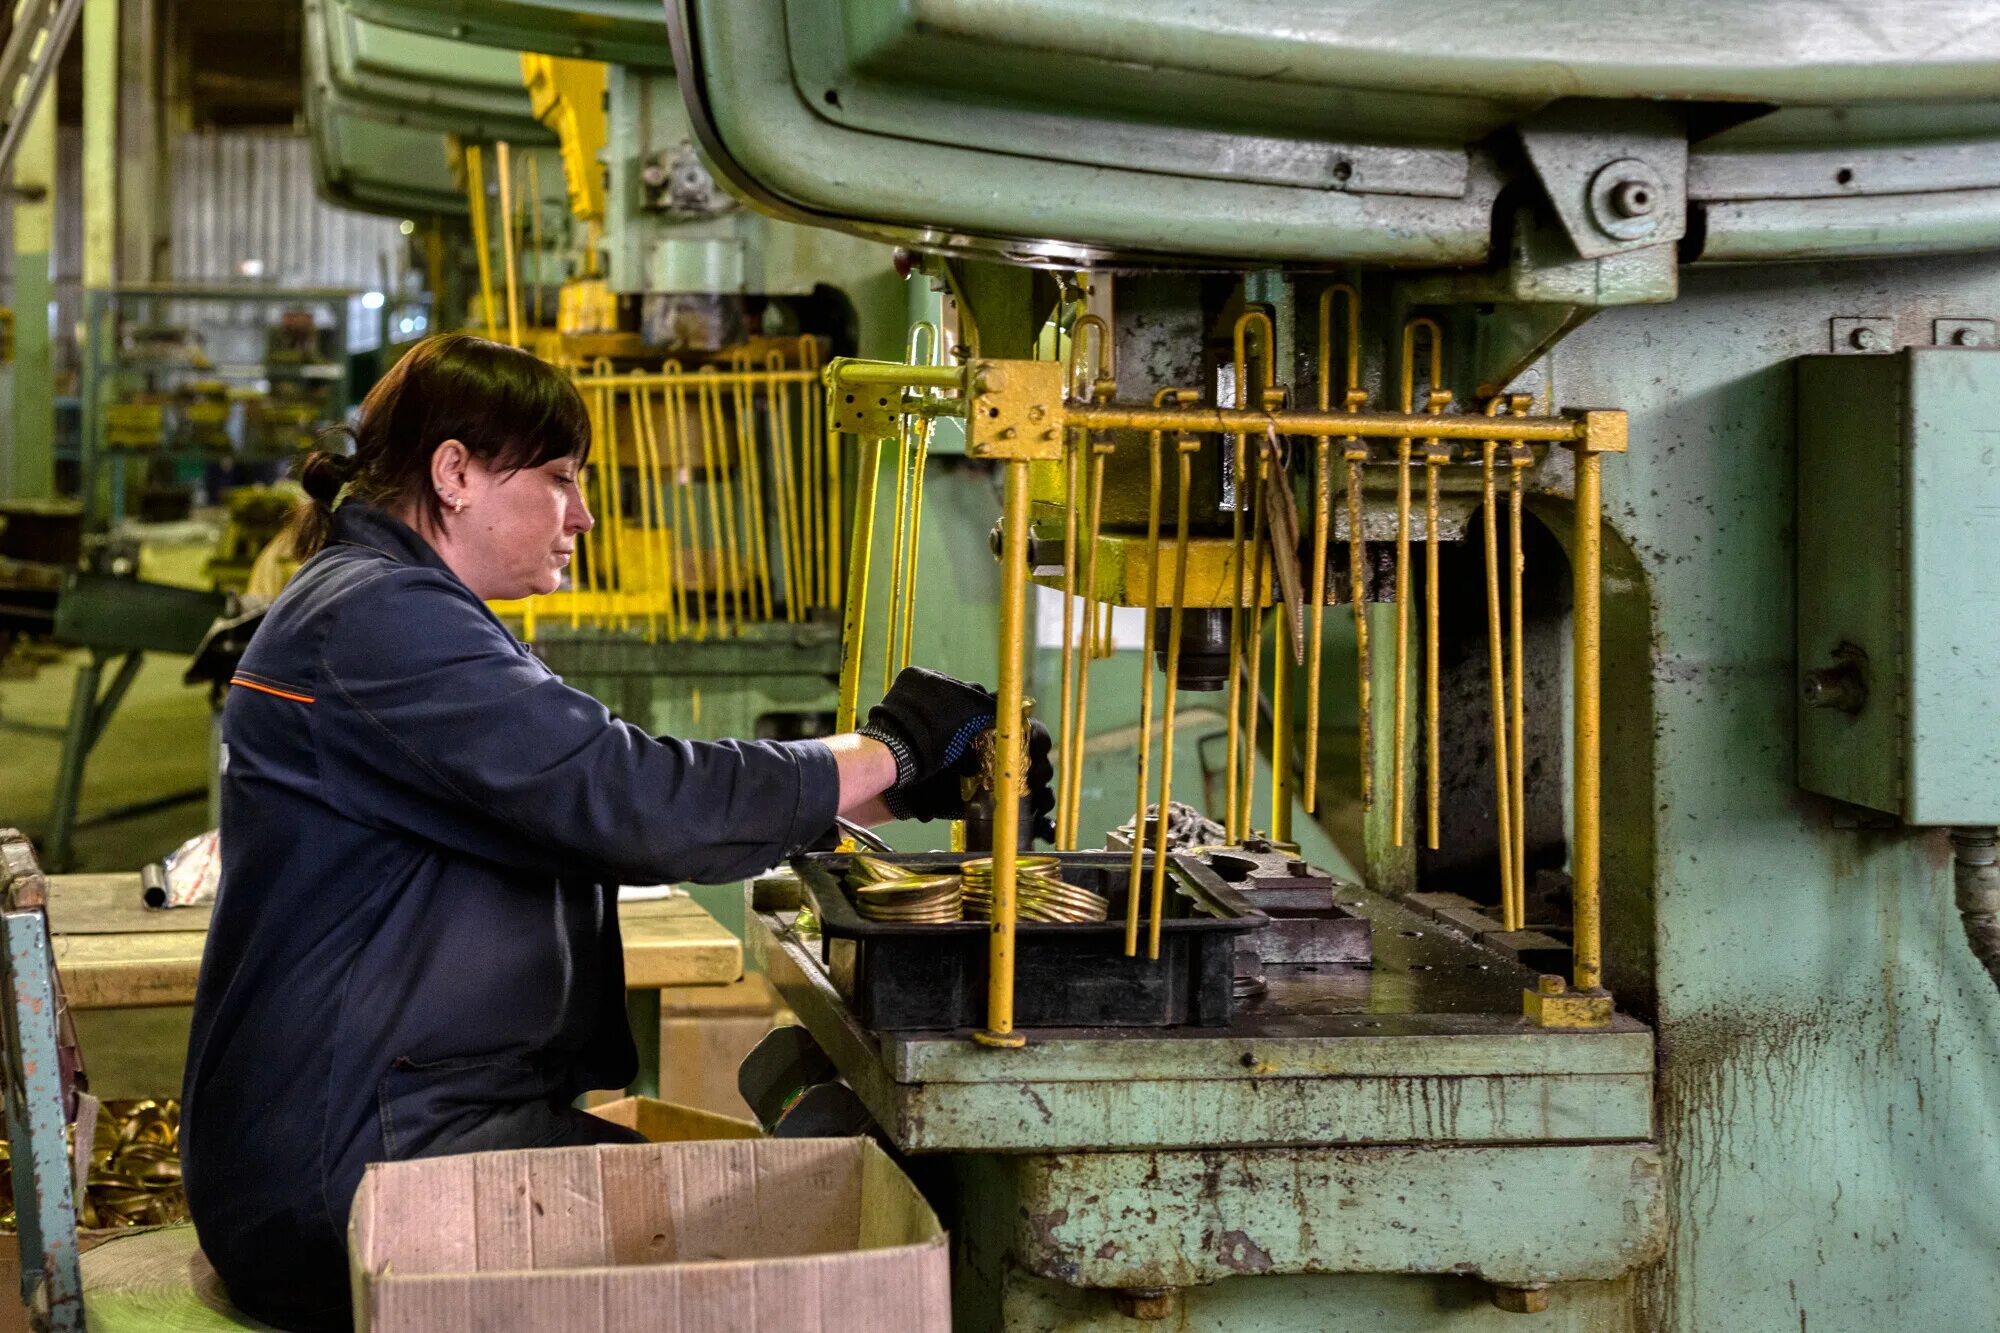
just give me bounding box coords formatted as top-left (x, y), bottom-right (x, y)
top-left (289, 332), bottom-right (591, 558)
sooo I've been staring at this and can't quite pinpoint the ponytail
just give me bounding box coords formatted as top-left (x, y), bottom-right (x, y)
top-left (285, 441), bottom-right (359, 560)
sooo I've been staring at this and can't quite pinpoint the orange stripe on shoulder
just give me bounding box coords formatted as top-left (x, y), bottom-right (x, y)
top-left (230, 676), bottom-right (315, 704)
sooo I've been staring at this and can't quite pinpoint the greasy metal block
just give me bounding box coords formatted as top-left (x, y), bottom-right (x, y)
top-left (995, 1142), bottom-right (1665, 1287)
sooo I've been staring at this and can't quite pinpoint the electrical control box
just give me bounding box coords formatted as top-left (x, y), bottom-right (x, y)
top-left (1797, 348), bottom-right (2000, 825)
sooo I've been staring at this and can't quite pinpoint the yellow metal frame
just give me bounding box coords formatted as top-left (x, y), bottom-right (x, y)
top-left (490, 344), bottom-right (846, 644)
top-left (827, 349), bottom-right (1627, 1044)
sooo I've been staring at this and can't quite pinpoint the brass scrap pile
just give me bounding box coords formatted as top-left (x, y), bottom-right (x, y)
top-left (0, 1098), bottom-right (188, 1232)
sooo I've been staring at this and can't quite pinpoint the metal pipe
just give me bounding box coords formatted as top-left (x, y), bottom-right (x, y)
top-left (1950, 828), bottom-right (2000, 994)
top-left (1572, 448), bottom-right (1603, 994)
top-left (1305, 434), bottom-right (1331, 816)
top-left (974, 461), bottom-right (1033, 1049)
top-left (1149, 438), bottom-right (1200, 959)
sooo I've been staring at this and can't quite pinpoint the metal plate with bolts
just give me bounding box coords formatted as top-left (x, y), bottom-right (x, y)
top-left (1933, 318), bottom-right (1995, 348)
top-left (1830, 316), bottom-right (1895, 353)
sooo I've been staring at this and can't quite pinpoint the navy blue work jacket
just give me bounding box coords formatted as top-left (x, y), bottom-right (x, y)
top-left (181, 502), bottom-right (837, 1329)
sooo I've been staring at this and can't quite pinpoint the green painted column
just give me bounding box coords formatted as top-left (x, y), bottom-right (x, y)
top-left (10, 83), bottom-right (54, 501)
top-left (83, 0), bottom-right (119, 293)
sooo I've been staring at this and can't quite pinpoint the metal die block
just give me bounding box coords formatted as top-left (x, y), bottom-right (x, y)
top-left (966, 358), bottom-right (1065, 460)
top-left (1796, 348), bottom-right (2000, 824)
top-left (997, 1142), bottom-right (1664, 1289)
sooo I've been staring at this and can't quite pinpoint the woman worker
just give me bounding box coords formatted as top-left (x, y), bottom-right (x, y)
top-left (181, 333), bottom-right (1049, 1330)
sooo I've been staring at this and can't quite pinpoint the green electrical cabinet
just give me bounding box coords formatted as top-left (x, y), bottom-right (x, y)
top-left (1797, 347), bottom-right (2000, 825)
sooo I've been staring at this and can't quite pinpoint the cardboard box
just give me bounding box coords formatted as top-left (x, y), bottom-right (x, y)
top-left (348, 1137), bottom-right (949, 1332)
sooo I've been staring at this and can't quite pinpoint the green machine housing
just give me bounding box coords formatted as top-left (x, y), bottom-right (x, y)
top-left (1797, 347), bottom-right (2000, 825)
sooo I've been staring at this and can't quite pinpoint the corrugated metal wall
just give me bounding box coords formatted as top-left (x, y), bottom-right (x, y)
top-left (169, 131), bottom-right (406, 292)
top-left (0, 129), bottom-right (410, 367)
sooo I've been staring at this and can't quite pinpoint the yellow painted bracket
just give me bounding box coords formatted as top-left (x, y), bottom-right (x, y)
top-left (520, 53), bottom-right (607, 222)
top-left (1523, 974), bottom-right (1614, 1029)
top-left (966, 359), bottom-right (1066, 461)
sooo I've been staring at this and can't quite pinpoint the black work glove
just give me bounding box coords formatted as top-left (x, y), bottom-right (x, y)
top-left (884, 719), bottom-right (1057, 844)
top-left (859, 667), bottom-right (998, 789)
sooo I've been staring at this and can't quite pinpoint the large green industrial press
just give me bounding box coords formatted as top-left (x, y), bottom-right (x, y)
top-left (656, 4), bottom-right (2000, 1331)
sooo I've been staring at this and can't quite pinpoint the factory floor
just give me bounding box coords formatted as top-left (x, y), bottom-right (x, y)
top-left (1, 533), bottom-right (216, 1097)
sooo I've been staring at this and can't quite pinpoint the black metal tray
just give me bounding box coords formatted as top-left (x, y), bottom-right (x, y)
top-left (792, 850), bottom-right (1266, 1031)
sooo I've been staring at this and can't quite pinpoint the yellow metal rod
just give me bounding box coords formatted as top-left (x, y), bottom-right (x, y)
top-left (1149, 438), bottom-right (1199, 959)
top-left (1069, 404), bottom-right (1583, 442)
top-left (1391, 429), bottom-right (1411, 848)
top-left (1056, 431), bottom-right (1084, 848)
top-left (1424, 448), bottom-right (1441, 852)
top-left (637, 387), bottom-right (681, 642)
top-left (1271, 556), bottom-right (1293, 845)
top-left (527, 151), bottom-right (543, 329)
top-left (574, 389), bottom-right (603, 631)
top-left (1126, 427), bottom-right (1165, 956)
top-left (1239, 444), bottom-right (1270, 840)
top-left (1573, 447), bottom-right (1603, 993)
top-left (1481, 435), bottom-right (1518, 931)
top-left (461, 143), bottom-right (497, 340)
top-left (835, 434), bottom-right (885, 732)
top-left (666, 374), bottom-right (704, 640)
top-left (695, 377), bottom-right (734, 637)
top-left (881, 330), bottom-right (936, 687)
top-left (1509, 450), bottom-right (1528, 914)
top-left (731, 364), bottom-right (776, 621)
top-left (1346, 443), bottom-right (1374, 812)
top-left (831, 361), bottom-right (967, 391)
top-left (774, 354), bottom-right (813, 612)
top-left (1066, 440), bottom-right (1113, 846)
top-left (764, 361), bottom-right (803, 621)
top-left (975, 460), bottom-right (1034, 1049)
top-left (1226, 310), bottom-right (1276, 843)
top-left (626, 390), bottom-right (661, 643)
top-left (1305, 438), bottom-right (1331, 816)
top-left (496, 142), bottom-right (521, 348)
top-left (897, 420), bottom-right (931, 672)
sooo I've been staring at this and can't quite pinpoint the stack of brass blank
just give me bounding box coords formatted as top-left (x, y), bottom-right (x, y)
top-left (961, 856), bottom-right (1110, 924)
top-left (847, 855), bottom-right (963, 923)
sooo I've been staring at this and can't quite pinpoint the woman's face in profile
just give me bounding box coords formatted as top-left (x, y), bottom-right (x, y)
top-left (458, 452), bottom-right (594, 600)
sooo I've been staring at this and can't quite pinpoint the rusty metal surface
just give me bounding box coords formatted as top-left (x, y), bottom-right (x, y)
top-left (983, 1141), bottom-right (1663, 1288)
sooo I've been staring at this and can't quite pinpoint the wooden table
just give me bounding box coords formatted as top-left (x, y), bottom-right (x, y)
top-left (44, 874), bottom-right (743, 1096)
